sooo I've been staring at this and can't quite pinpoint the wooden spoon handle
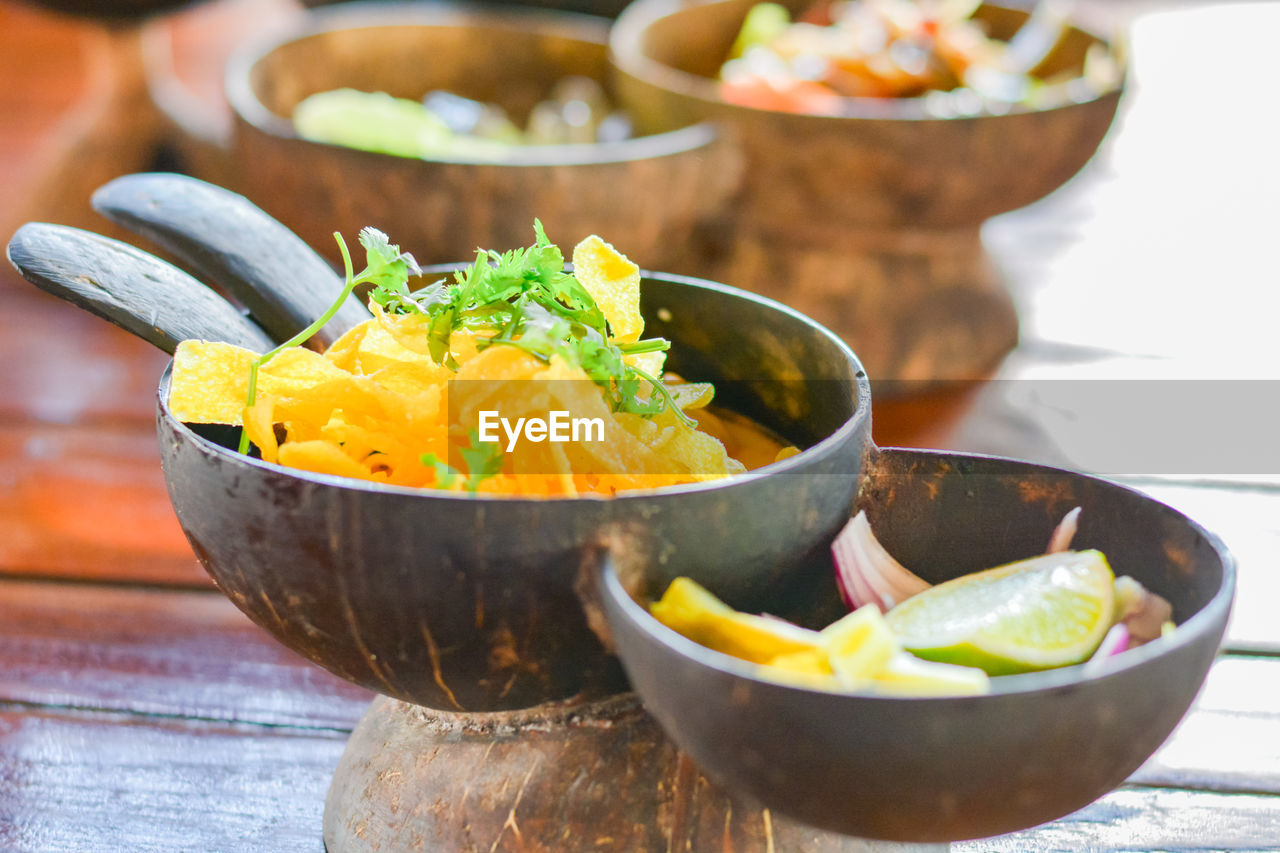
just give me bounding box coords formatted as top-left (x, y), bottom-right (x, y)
top-left (6, 222), bottom-right (274, 355)
top-left (92, 172), bottom-right (369, 347)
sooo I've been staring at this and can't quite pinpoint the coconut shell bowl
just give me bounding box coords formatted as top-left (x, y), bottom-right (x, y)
top-left (224, 1), bottom-right (739, 271)
top-left (8, 176), bottom-right (1229, 849)
top-left (610, 0), bottom-right (1125, 382)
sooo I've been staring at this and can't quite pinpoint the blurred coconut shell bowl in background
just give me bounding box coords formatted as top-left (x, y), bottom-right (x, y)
top-left (221, 1), bottom-right (741, 270)
top-left (610, 0), bottom-right (1125, 383)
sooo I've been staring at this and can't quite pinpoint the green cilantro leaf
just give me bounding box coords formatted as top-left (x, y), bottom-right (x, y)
top-left (358, 226), bottom-right (421, 292)
top-left (420, 453), bottom-right (460, 489)
top-left (459, 430), bottom-right (506, 491)
top-left (418, 432), bottom-right (504, 492)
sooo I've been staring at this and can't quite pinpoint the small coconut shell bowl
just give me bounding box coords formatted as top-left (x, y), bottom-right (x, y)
top-left (602, 447), bottom-right (1233, 840)
top-left (157, 267), bottom-right (871, 712)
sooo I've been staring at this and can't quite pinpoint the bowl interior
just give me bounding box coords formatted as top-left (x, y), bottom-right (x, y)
top-left (601, 447), bottom-right (1234, 840)
top-left (231, 1), bottom-right (705, 160)
top-left (159, 271), bottom-right (871, 711)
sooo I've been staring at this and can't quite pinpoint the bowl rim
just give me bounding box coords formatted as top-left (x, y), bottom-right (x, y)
top-left (601, 451), bottom-right (1237, 700)
top-left (225, 0), bottom-right (728, 167)
top-left (158, 267), bottom-right (873, 505)
top-left (609, 0), bottom-right (1126, 123)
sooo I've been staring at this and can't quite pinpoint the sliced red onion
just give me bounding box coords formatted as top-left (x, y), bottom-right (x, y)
top-left (1046, 506), bottom-right (1082, 553)
top-left (1113, 575), bottom-right (1174, 645)
top-left (831, 511), bottom-right (932, 612)
top-left (1084, 622), bottom-right (1130, 672)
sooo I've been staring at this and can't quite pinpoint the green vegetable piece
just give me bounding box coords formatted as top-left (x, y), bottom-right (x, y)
top-left (459, 429), bottom-right (506, 491)
top-left (728, 3), bottom-right (791, 60)
top-left (294, 89), bottom-right (453, 159)
top-left (420, 430), bottom-right (505, 492)
top-left (420, 453), bottom-right (460, 489)
top-left (357, 226), bottom-right (422, 292)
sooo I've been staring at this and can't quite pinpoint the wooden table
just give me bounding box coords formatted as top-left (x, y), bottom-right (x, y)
top-left (1, 0), bottom-right (1277, 849)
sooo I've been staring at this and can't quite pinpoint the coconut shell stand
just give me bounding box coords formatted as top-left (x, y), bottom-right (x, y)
top-left (324, 693), bottom-right (941, 852)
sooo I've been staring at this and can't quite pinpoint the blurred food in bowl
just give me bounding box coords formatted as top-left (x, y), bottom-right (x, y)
top-left (291, 75), bottom-right (634, 159)
top-left (609, 0), bottom-right (1125, 383)
top-left (226, 2), bottom-right (739, 269)
top-left (717, 0), bottom-right (1122, 113)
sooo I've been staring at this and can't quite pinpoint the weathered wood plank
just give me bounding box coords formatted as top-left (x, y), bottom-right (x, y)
top-left (0, 708), bottom-right (342, 853)
top-left (0, 579), bottom-right (372, 730)
top-left (1136, 707), bottom-right (1280, 795)
top-left (0, 285), bottom-right (165, 425)
top-left (2, 706), bottom-right (1277, 853)
top-left (1129, 657), bottom-right (1280, 797)
top-left (0, 424), bottom-right (206, 585)
top-left (1190, 655), bottom-right (1280, 718)
top-left (956, 786), bottom-right (1280, 852)
top-left (0, 571), bottom-right (1275, 797)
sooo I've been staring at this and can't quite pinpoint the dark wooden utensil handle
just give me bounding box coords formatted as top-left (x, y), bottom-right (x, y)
top-left (14, 0), bottom-right (202, 20)
top-left (93, 173), bottom-right (369, 348)
top-left (6, 222), bottom-right (274, 354)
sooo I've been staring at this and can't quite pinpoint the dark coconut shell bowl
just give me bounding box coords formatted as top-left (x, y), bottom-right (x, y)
top-left (157, 269), bottom-right (872, 713)
top-left (602, 447), bottom-right (1234, 840)
top-left (225, 1), bottom-right (739, 268)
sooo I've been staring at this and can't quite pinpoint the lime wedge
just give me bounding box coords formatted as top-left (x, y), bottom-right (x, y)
top-left (294, 89), bottom-right (454, 159)
top-left (727, 2), bottom-right (791, 60)
top-left (884, 550), bottom-right (1116, 675)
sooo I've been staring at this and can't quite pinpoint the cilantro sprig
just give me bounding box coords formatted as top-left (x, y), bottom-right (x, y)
top-left (237, 228), bottom-right (420, 454)
top-left (368, 221), bottom-right (693, 425)
top-left (421, 430), bottom-right (506, 492)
